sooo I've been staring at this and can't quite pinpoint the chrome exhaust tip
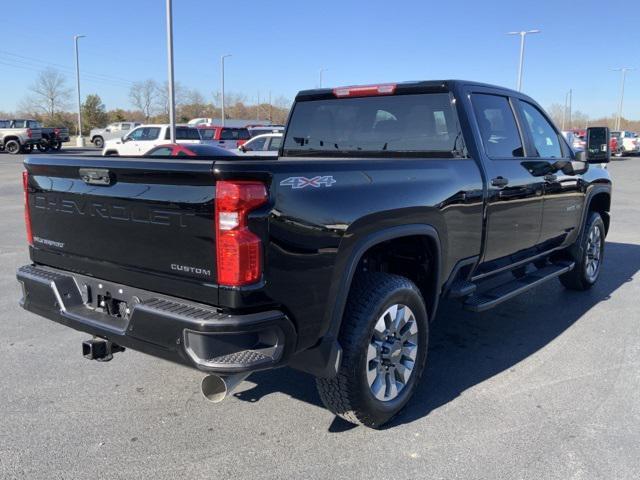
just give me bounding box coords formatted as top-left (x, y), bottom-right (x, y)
top-left (201, 373), bottom-right (250, 403)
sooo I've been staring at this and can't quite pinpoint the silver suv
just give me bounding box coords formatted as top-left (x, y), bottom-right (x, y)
top-left (90, 122), bottom-right (141, 149)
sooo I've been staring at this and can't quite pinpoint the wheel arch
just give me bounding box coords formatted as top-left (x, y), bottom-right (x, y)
top-left (332, 225), bottom-right (442, 328)
top-left (586, 189), bottom-right (611, 234)
top-left (291, 224), bottom-right (442, 378)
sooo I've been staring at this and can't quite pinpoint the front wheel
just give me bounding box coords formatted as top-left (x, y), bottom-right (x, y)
top-left (316, 272), bottom-right (429, 428)
top-left (36, 142), bottom-right (49, 153)
top-left (560, 212), bottom-right (605, 290)
top-left (51, 141), bottom-right (62, 151)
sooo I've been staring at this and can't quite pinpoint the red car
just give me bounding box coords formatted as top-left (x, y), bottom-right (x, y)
top-left (196, 125), bottom-right (251, 150)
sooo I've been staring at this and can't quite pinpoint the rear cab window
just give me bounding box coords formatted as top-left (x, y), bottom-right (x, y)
top-left (283, 92), bottom-right (461, 157)
top-left (220, 128), bottom-right (251, 141)
top-left (167, 127), bottom-right (201, 140)
top-left (199, 128), bottom-right (216, 140)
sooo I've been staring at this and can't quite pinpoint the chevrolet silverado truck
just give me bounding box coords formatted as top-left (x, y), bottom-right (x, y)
top-left (17, 80), bottom-right (612, 427)
top-left (0, 119), bottom-right (43, 154)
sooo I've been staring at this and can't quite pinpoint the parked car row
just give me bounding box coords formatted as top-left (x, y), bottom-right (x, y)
top-left (611, 130), bottom-right (640, 155)
top-left (562, 128), bottom-right (638, 156)
top-left (0, 119), bottom-right (69, 154)
top-left (99, 122), bottom-right (283, 158)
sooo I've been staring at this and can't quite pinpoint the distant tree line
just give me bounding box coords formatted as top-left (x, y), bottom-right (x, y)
top-left (546, 103), bottom-right (640, 132)
top-left (7, 68), bottom-right (291, 136)
top-left (5, 68), bottom-right (640, 136)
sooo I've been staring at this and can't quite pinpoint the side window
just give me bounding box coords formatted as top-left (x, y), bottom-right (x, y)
top-left (127, 128), bottom-right (144, 141)
top-left (471, 94), bottom-right (524, 158)
top-left (139, 127), bottom-right (160, 141)
top-left (247, 137), bottom-right (267, 151)
top-left (268, 136), bottom-right (282, 151)
top-left (120, 123), bottom-right (131, 131)
top-left (520, 102), bottom-right (563, 158)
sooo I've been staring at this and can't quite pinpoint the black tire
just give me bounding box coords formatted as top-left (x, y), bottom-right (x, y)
top-left (559, 212), bottom-right (605, 290)
top-left (5, 139), bottom-right (21, 154)
top-left (93, 136), bottom-right (104, 149)
top-left (104, 150), bottom-right (118, 157)
top-left (316, 272), bottom-right (429, 428)
top-left (21, 144), bottom-right (33, 153)
top-left (52, 141), bottom-right (62, 151)
top-left (36, 142), bottom-right (49, 153)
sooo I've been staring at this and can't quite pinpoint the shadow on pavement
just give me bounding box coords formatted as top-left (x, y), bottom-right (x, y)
top-left (235, 241), bottom-right (640, 431)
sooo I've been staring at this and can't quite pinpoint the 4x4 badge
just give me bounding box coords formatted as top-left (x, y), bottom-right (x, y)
top-left (280, 176), bottom-right (336, 189)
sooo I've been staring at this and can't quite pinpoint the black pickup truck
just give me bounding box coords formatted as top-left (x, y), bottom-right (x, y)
top-left (17, 80), bottom-right (612, 427)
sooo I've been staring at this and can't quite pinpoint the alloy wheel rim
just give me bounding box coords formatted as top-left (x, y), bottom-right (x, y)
top-left (585, 224), bottom-right (602, 282)
top-left (367, 304), bottom-right (418, 402)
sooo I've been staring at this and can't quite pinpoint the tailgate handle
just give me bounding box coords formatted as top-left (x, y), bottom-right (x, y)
top-left (79, 168), bottom-right (112, 186)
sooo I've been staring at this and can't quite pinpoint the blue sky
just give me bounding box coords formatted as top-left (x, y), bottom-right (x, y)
top-left (1, 0), bottom-right (638, 119)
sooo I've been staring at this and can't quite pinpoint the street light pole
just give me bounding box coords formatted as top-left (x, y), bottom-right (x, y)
top-left (507, 29), bottom-right (540, 91)
top-left (568, 88), bottom-right (572, 129)
top-left (319, 68), bottom-right (327, 88)
top-left (73, 34), bottom-right (86, 147)
top-left (613, 67), bottom-right (633, 131)
top-left (221, 54), bottom-right (232, 127)
top-left (165, 0), bottom-right (176, 143)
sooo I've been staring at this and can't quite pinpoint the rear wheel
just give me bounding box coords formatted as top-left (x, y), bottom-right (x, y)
top-left (21, 144), bottom-right (33, 153)
top-left (5, 140), bottom-right (21, 154)
top-left (36, 141), bottom-right (49, 152)
top-left (52, 141), bottom-right (62, 151)
top-left (560, 212), bottom-right (605, 290)
top-left (93, 136), bottom-right (104, 149)
top-left (316, 272), bottom-right (429, 428)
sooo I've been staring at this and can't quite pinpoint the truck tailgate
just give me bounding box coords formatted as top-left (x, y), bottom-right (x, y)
top-left (24, 156), bottom-right (219, 305)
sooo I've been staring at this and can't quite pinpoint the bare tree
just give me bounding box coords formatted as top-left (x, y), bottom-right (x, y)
top-left (129, 79), bottom-right (159, 121)
top-left (178, 88), bottom-right (213, 121)
top-left (20, 68), bottom-right (72, 120)
top-left (155, 81), bottom-right (187, 121)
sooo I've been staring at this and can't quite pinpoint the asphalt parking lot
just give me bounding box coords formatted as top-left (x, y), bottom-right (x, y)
top-left (1, 151), bottom-right (639, 479)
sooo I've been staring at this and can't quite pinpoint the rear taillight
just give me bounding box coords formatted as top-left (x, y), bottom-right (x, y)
top-left (333, 83), bottom-right (397, 98)
top-left (54, 128), bottom-right (60, 136)
top-left (22, 171), bottom-right (33, 246)
top-left (27, 128), bottom-right (32, 139)
top-left (215, 180), bottom-right (268, 286)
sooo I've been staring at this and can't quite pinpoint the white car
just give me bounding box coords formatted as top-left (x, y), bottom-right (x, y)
top-left (102, 125), bottom-right (202, 156)
top-left (237, 133), bottom-right (282, 157)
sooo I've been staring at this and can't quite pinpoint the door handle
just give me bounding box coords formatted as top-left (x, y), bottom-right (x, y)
top-left (544, 173), bottom-right (557, 183)
top-left (491, 176), bottom-right (509, 188)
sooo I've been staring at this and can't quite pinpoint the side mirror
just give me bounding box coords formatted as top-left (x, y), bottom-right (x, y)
top-left (585, 127), bottom-right (610, 163)
top-left (239, 146), bottom-right (248, 152)
top-left (105, 128), bottom-right (111, 133)
top-left (121, 136), bottom-right (128, 143)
